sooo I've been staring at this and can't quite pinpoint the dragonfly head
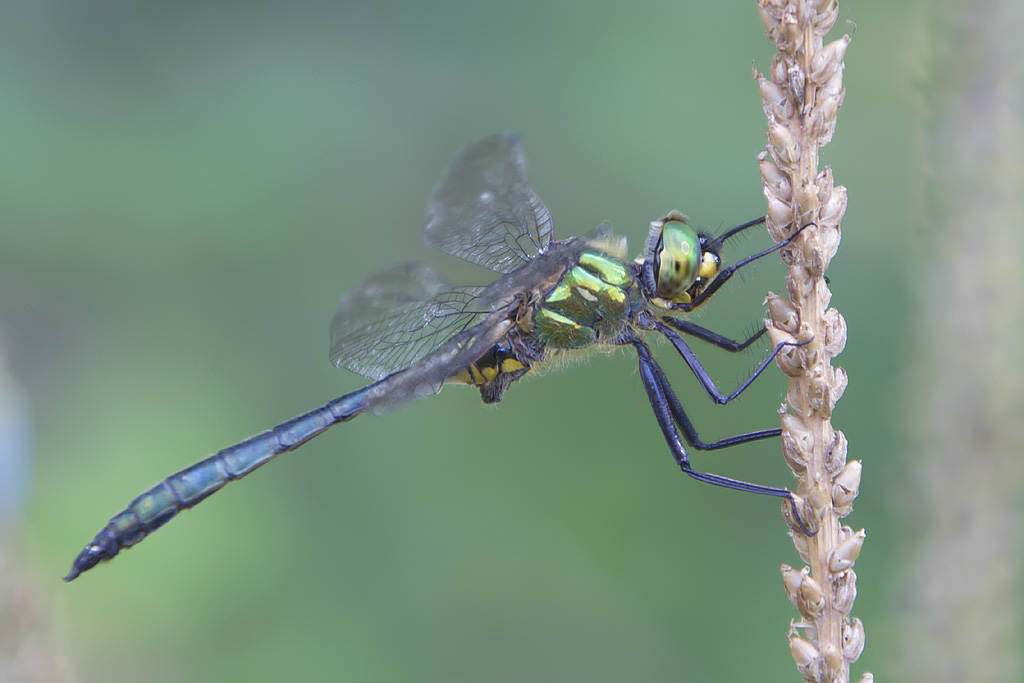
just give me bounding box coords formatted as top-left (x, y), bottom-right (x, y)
top-left (641, 212), bottom-right (720, 307)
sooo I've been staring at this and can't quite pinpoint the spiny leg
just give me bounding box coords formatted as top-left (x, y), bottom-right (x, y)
top-left (630, 337), bottom-right (794, 498)
top-left (657, 316), bottom-right (767, 352)
top-left (702, 215), bottom-right (768, 251)
top-left (652, 318), bottom-right (807, 406)
top-left (637, 340), bottom-right (781, 451)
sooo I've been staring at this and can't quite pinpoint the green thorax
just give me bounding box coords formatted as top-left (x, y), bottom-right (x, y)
top-left (533, 249), bottom-right (643, 348)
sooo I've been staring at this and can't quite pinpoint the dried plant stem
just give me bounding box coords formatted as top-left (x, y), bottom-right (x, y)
top-left (754, 2), bottom-right (866, 682)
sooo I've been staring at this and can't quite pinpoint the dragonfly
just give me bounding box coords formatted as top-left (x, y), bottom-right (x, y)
top-left (66, 134), bottom-right (808, 582)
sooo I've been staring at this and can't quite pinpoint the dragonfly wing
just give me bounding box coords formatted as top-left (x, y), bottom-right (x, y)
top-left (424, 134), bottom-right (553, 273)
top-left (329, 262), bottom-right (487, 381)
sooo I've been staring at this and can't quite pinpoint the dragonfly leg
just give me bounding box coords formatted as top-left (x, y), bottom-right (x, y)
top-left (708, 215), bottom-right (767, 244)
top-left (630, 338), bottom-right (794, 499)
top-left (633, 339), bottom-right (780, 450)
top-left (656, 316), bottom-right (766, 352)
top-left (652, 318), bottom-right (808, 406)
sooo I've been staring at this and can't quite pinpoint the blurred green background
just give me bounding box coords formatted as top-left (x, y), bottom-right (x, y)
top-left (1, 1), bottom-right (918, 681)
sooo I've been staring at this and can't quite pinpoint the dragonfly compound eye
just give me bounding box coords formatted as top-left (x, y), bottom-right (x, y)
top-left (655, 220), bottom-right (702, 302)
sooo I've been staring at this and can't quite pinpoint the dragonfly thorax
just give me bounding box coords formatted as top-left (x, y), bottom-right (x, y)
top-left (532, 248), bottom-right (643, 349)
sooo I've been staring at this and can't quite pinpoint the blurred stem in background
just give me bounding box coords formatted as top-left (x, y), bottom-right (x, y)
top-left (0, 339), bottom-right (77, 682)
top-left (903, 0), bottom-right (1024, 681)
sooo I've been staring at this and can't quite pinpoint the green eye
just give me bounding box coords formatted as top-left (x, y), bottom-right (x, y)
top-left (656, 220), bottom-right (701, 301)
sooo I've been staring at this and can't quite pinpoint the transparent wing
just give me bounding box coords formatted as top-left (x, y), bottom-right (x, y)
top-left (329, 263), bottom-right (489, 381)
top-left (424, 134), bottom-right (553, 273)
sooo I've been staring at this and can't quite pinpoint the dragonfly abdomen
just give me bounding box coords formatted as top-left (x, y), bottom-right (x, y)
top-left (64, 386), bottom-right (375, 581)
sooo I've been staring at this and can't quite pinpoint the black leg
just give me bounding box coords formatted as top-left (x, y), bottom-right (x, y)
top-left (630, 338), bottom-right (793, 499)
top-left (653, 319), bottom-right (807, 406)
top-left (657, 316), bottom-right (767, 352)
top-left (637, 340), bottom-right (781, 450)
top-left (704, 215), bottom-right (767, 252)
